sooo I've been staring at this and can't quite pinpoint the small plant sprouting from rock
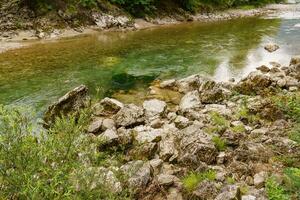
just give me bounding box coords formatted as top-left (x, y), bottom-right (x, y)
top-left (182, 170), bottom-right (216, 192)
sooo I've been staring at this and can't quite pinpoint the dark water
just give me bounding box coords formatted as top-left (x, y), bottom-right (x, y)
top-left (0, 15), bottom-right (300, 110)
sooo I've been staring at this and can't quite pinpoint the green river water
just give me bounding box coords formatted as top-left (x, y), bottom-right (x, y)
top-left (1, 14), bottom-right (300, 111)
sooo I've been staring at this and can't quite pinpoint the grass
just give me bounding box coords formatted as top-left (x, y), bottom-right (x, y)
top-left (212, 136), bottom-right (227, 151)
top-left (230, 124), bottom-right (246, 133)
top-left (182, 170), bottom-right (216, 192)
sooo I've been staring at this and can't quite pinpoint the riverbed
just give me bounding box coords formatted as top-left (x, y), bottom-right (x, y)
top-left (0, 5), bottom-right (300, 110)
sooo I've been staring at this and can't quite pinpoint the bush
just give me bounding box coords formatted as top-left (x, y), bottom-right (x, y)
top-left (265, 177), bottom-right (290, 200)
top-left (0, 105), bottom-right (130, 199)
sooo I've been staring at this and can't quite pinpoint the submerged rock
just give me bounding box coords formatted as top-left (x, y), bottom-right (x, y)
top-left (264, 43), bottom-right (279, 53)
top-left (44, 85), bottom-right (89, 127)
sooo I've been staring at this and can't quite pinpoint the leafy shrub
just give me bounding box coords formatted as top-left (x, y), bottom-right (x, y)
top-left (109, 0), bottom-right (155, 16)
top-left (265, 177), bottom-right (290, 200)
top-left (0, 105), bottom-right (130, 199)
top-left (284, 168), bottom-right (300, 195)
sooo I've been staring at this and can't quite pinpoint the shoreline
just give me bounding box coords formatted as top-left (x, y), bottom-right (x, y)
top-left (0, 4), bottom-right (287, 54)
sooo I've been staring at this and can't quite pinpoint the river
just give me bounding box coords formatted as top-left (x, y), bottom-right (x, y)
top-left (0, 6), bottom-right (300, 111)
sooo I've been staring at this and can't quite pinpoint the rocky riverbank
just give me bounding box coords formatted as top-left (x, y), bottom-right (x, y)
top-left (43, 56), bottom-right (300, 199)
top-left (0, 3), bottom-right (291, 53)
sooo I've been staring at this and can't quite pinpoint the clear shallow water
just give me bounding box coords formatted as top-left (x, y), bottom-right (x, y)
top-left (0, 13), bottom-right (300, 110)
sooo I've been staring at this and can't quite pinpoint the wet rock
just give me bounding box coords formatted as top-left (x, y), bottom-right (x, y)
top-left (143, 99), bottom-right (167, 118)
top-left (215, 184), bottom-right (241, 200)
top-left (44, 85), bottom-right (89, 127)
top-left (114, 104), bottom-right (144, 127)
top-left (256, 65), bottom-right (270, 73)
top-left (290, 55), bottom-right (300, 66)
top-left (179, 90), bottom-right (202, 113)
top-left (253, 171), bottom-right (268, 188)
top-left (93, 97), bottom-right (123, 116)
top-left (192, 180), bottom-right (218, 200)
top-left (264, 43), bottom-right (279, 53)
top-left (160, 79), bottom-right (176, 89)
top-left (88, 118), bottom-right (103, 134)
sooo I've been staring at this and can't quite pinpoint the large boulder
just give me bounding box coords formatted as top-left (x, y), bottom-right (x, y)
top-left (143, 99), bottom-right (167, 118)
top-left (92, 97), bottom-right (123, 116)
top-left (178, 124), bottom-right (217, 167)
top-left (44, 85), bottom-right (89, 127)
top-left (179, 91), bottom-right (202, 113)
top-left (114, 104), bottom-right (144, 127)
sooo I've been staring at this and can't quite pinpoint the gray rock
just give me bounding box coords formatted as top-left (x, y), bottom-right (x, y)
top-left (254, 171), bottom-right (268, 188)
top-left (143, 99), bottom-right (167, 118)
top-left (264, 43), bottom-right (279, 53)
top-left (88, 118), bottom-right (103, 134)
top-left (134, 126), bottom-right (163, 143)
top-left (159, 136), bottom-right (179, 162)
top-left (179, 91), bottom-right (202, 113)
top-left (179, 124), bottom-right (217, 166)
top-left (215, 184), bottom-right (241, 200)
top-left (160, 79), bottom-right (176, 88)
top-left (44, 85), bottom-right (89, 126)
top-left (193, 180), bottom-right (218, 200)
top-left (242, 195), bottom-right (256, 200)
top-left (127, 162), bottom-right (152, 189)
top-left (167, 187), bottom-right (183, 200)
top-left (93, 97), bottom-right (123, 116)
top-left (157, 174), bottom-right (177, 186)
top-left (150, 118), bottom-right (164, 128)
top-left (101, 118), bottom-right (116, 131)
top-left (176, 74), bottom-right (204, 93)
top-left (174, 115), bottom-right (190, 129)
top-left (114, 104), bottom-right (144, 127)
top-left (290, 55), bottom-right (300, 66)
top-left (99, 129), bottom-right (118, 143)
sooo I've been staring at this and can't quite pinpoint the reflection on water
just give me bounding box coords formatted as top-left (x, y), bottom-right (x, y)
top-left (0, 16), bottom-right (299, 110)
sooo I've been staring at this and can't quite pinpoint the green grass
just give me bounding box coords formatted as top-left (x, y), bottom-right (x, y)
top-left (212, 136), bottom-right (227, 151)
top-left (182, 170), bottom-right (216, 192)
top-left (230, 124), bottom-right (246, 133)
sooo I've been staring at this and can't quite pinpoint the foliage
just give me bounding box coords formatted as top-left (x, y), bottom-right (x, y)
top-left (265, 177), bottom-right (290, 200)
top-left (0, 105), bottom-right (130, 199)
top-left (275, 93), bottom-right (300, 122)
top-left (182, 170), bottom-right (216, 192)
top-left (212, 136), bottom-right (227, 151)
top-left (284, 168), bottom-right (300, 196)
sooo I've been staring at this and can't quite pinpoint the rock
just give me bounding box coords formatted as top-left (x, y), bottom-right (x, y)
top-left (253, 171), bottom-right (268, 188)
top-left (117, 127), bottom-right (134, 145)
top-left (157, 174), bottom-right (177, 186)
top-left (71, 167), bottom-right (122, 193)
top-left (101, 118), bottom-right (116, 131)
top-left (167, 187), bottom-right (184, 200)
top-left (99, 129), bottom-right (118, 144)
top-left (192, 180), bottom-right (218, 199)
top-left (143, 99), bottom-right (167, 118)
top-left (290, 55), bottom-right (300, 66)
top-left (217, 152), bottom-right (226, 164)
top-left (179, 124), bottom-right (217, 167)
top-left (127, 162), bottom-right (152, 189)
top-left (93, 14), bottom-right (131, 29)
top-left (88, 118), bottom-right (103, 134)
top-left (176, 74), bottom-right (204, 93)
top-left (235, 71), bottom-right (272, 94)
top-left (44, 85), bottom-right (89, 127)
top-left (179, 91), bottom-right (202, 113)
top-left (264, 43), bottom-right (279, 53)
top-left (167, 112), bottom-right (178, 121)
top-left (93, 97), bottom-right (123, 116)
top-left (150, 118), bottom-right (164, 128)
top-left (134, 126), bottom-right (163, 143)
top-left (160, 79), bottom-right (176, 88)
top-left (114, 104), bottom-right (144, 127)
top-left (242, 195), bottom-right (256, 200)
top-left (215, 184), bottom-right (241, 200)
top-left (150, 158), bottom-right (163, 174)
top-left (174, 115), bottom-right (190, 129)
top-left (159, 135), bottom-right (179, 162)
top-left (256, 65), bottom-right (270, 73)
